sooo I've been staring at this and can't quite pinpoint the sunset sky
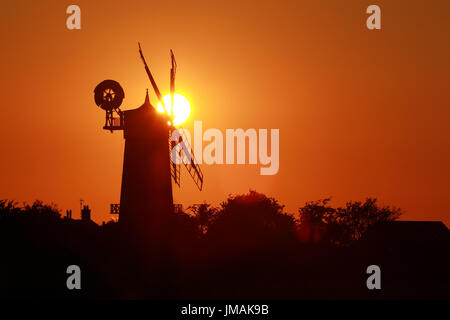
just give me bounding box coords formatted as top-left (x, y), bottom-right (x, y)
top-left (1, 0), bottom-right (449, 225)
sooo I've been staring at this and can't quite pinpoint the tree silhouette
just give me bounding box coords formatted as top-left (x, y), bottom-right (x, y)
top-left (338, 198), bottom-right (402, 240)
top-left (207, 190), bottom-right (297, 250)
top-left (0, 199), bottom-right (60, 219)
top-left (22, 200), bottom-right (61, 218)
top-left (188, 203), bottom-right (218, 234)
top-left (297, 198), bottom-right (344, 243)
top-left (299, 197), bottom-right (402, 245)
top-left (0, 200), bottom-right (20, 217)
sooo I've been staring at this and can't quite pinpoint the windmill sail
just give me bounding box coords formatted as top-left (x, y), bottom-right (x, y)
top-left (169, 50), bottom-right (180, 186)
top-left (170, 136), bottom-right (181, 186)
top-left (138, 43), bottom-right (167, 112)
top-left (170, 49), bottom-right (176, 115)
top-left (178, 129), bottom-right (204, 191)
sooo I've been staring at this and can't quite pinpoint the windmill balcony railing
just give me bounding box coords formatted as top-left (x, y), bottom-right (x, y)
top-left (104, 116), bottom-right (124, 131)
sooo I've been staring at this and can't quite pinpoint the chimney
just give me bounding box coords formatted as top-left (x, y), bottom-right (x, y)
top-left (81, 205), bottom-right (91, 221)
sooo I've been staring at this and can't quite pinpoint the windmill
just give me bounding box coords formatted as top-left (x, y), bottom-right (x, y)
top-left (93, 44), bottom-right (203, 234)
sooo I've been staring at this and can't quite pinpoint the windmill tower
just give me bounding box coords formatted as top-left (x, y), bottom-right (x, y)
top-left (93, 44), bottom-right (203, 236)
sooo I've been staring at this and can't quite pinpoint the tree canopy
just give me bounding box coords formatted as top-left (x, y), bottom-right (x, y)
top-left (298, 197), bottom-right (402, 244)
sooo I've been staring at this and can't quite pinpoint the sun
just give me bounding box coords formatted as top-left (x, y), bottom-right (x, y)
top-left (156, 93), bottom-right (191, 126)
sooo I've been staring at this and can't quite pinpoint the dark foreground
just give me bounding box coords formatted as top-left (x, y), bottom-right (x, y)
top-left (1, 215), bottom-right (449, 300)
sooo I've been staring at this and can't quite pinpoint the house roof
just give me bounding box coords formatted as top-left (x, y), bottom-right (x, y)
top-left (363, 220), bottom-right (449, 245)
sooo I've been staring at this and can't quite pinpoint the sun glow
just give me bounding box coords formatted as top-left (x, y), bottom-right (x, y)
top-left (156, 93), bottom-right (191, 126)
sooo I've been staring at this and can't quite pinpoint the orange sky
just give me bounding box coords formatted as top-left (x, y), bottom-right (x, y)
top-left (1, 0), bottom-right (449, 225)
